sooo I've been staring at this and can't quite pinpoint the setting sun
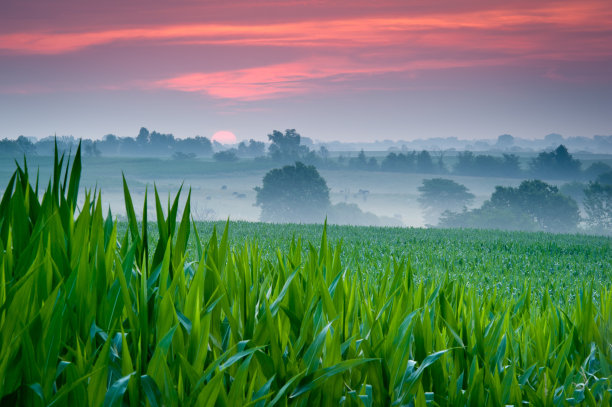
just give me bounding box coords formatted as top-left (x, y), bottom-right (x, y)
top-left (211, 130), bottom-right (237, 144)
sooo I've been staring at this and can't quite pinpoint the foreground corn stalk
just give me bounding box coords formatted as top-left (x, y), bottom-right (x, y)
top-left (0, 144), bottom-right (610, 406)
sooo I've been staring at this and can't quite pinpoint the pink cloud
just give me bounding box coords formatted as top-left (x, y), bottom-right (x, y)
top-left (2, 1), bottom-right (610, 99)
top-left (0, 3), bottom-right (610, 55)
top-left (150, 57), bottom-right (514, 101)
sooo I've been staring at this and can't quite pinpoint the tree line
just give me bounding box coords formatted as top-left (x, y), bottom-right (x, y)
top-left (2, 129), bottom-right (611, 182)
top-left (0, 129), bottom-right (266, 159)
top-left (253, 160), bottom-right (612, 233)
top-left (348, 145), bottom-right (610, 181)
top-left (419, 177), bottom-right (612, 234)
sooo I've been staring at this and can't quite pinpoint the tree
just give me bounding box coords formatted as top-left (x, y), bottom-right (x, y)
top-left (439, 206), bottom-right (538, 231)
top-left (136, 127), bottom-right (150, 145)
top-left (496, 134), bottom-right (514, 149)
top-left (83, 140), bottom-right (101, 157)
top-left (255, 162), bottom-right (330, 223)
top-left (326, 202), bottom-right (400, 226)
top-left (381, 151), bottom-right (415, 172)
top-left (237, 139), bottom-right (266, 157)
top-left (454, 151), bottom-right (521, 177)
top-left (213, 149), bottom-right (238, 162)
top-left (16, 136), bottom-right (36, 155)
top-left (544, 133), bottom-right (564, 146)
top-left (99, 134), bottom-right (120, 155)
top-left (349, 150), bottom-right (368, 170)
top-left (418, 178), bottom-right (474, 224)
top-left (486, 180), bottom-right (579, 232)
top-left (559, 181), bottom-right (587, 208)
top-left (176, 136), bottom-right (213, 157)
top-left (597, 171), bottom-right (612, 185)
top-left (149, 131), bottom-right (175, 154)
top-left (583, 182), bottom-right (612, 232)
top-left (439, 180), bottom-right (579, 232)
top-left (416, 150), bottom-right (436, 173)
top-left (267, 129), bottom-right (309, 162)
top-left (584, 161), bottom-right (612, 181)
top-left (530, 145), bottom-right (581, 179)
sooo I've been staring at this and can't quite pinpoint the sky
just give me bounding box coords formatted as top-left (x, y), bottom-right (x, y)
top-left (1, 0), bottom-right (611, 142)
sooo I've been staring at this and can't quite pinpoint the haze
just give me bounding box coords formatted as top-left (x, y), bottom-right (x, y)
top-left (1, 0), bottom-right (611, 142)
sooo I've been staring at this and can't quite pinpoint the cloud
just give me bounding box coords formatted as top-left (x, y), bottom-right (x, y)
top-left (2, 1), bottom-right (610, 100)
top-left (149, 57), bottom-right (513, 101)
top-left (1, 3), bottom-right (610, 55)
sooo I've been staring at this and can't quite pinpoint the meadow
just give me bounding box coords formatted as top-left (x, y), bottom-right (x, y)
top-left (0, 148), bottom-right (611, 405)
top-left (0, 154), bottom-right (553, 227)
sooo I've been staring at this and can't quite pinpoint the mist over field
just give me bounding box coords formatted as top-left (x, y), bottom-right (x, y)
top-left (2, 131), bottom-right (611, 235)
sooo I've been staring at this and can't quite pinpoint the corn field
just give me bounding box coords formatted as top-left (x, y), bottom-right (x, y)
top-left (0, 146), bottom-right (611, 405)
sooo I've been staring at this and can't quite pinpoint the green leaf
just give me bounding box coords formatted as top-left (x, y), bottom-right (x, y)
top-left (104, 372), bottom-right (135, 407)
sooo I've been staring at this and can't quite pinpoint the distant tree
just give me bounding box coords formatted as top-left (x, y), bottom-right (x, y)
top-left (583, 182), bottom-right (612, 232)
top-left (300, 136), bottom-right (315, 148)
top-left (418, 178), bottom-right (474, 224)
top-left (381, 151), bottom-right (416, 172)
top-left (440, 180), bottom-right (579, 232)
top-left (454, 151), bottom-right (476, 174)
top-left (435, 152), bottom-right (447, 173)
top-left (267, 129), bottom-right (309, 162)
top-left (502, 154), bottom-right (521, 175)
top-left (149, 131), bottom-right (175, 154)
top-left (136, 127), bottom-right (150, 145)
top-left (237, 139), bottom-right (266, 157)
top-left (16, 136), bottom-right (36, 155)
top-left (486, 180), bottom-right (579, 232)
top-left (83, 140), bottom-right (101, 157)
top-left (367, 157), bottom-right (379, 170)
top-left (584, 161), bottom-right (612, 181)
top-left (544, 133), bottom-right (564, 146)
top-left (439, 206), bottom-right (538, 231)
top-left (120, 137), bottom-right (139, 155)
top-left (597, 171), bottom-right (612, 185)
top-left (176, 136), bottom-right (213, 156)
top-left (559, 181), bottom-right (587, 208)
top-left (416, 150), bottom-right (436, 173)
top-left (349, 150), bottom-right (368, 170)
top-left (326, 202), bottom-right (400, 226)
top-left (318, 146), bottom-right (330, 162)
top-left (530, 145), bottom-right (581, 179)
top-left (0, 138), bottom-right (29, 156)
top-left (99, 134), bottom-right (120, 155)
top-left (213, 149), bottom-right (238, 162)
top-left (255, 162), bottom-right (330, 223)
top-left (496, 134), bottom-right (514, 148)
top-left (454, 151), bottom-right (521, 177)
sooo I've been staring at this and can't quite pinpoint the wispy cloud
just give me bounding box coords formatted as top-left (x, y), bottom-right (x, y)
top-left (1, 3), bottom-right (610, 55)
top-left (149, 57), bottom-right (513, 101)
top-left (1, 1), bottom-right (610, 101)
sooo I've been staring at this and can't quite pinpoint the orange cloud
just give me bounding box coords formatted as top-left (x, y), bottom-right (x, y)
top-left (150, 57), bottom-right (513, 101)
top-left (0, 3), bottom-right (610, 55)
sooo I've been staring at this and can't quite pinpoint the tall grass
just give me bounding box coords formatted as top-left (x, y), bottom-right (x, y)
top-left (0, 145), bottom-right (610, 405)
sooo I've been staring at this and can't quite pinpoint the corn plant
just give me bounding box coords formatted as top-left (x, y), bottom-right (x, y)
top-left (0, 145), bottom-right (611, 405)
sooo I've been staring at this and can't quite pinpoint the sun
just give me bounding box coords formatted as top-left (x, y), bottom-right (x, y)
top-left (211, 130), bottom-right (237, 144)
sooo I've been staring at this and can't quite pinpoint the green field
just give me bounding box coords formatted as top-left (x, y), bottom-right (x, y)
top-left (170, 221), bottom-right (611, 307)
top-left (1, 148), bottom-right (611, 405)
top-left (0, 154), bottom-right (547, 227)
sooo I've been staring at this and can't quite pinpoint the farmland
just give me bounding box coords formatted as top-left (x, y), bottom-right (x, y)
top-left (1, 149), bottom-right (611, 405)
top-left (6, 153), bottom-right (610, 229)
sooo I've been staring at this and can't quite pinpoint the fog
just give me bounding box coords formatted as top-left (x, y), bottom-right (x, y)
top-left (1, 131), bottom-right (611, 235)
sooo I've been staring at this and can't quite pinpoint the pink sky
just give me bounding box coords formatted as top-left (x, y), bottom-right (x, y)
top-left (1, 0), bottom-right (611, 141)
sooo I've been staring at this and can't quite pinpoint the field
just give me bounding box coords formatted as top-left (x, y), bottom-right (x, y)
top-left (1, 149), bottom-right (611, 405)
top-left (0, 154), bottom-right (564, 227)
